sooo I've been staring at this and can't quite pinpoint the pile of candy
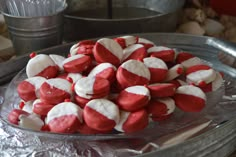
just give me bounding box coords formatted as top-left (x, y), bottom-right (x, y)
top-left (7, 35), bottom-right (224, 134)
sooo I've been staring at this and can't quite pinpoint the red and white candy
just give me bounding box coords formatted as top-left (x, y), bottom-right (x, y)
top-left (49, 54), bottom-right (66, 72)
top-left (116, 59), bottom-right (150, 89)
top-left (147, 83), bottom-right (176, 98)
top-left (17, 76), bottom-right (46, 102)
top-left (33, 99), bottom-right (54, 116)
top-left (70, 40), bottom-right (96, 56)
top-left (26, 54), bottom-right (58, 79)
top-left (122, 44), bottom-right (147, 61)
top-left (116, 85), bottom-right (150, 112)
top-left (199, 72), bottom-right (224, 92)
top-left (147, 97), bottom-right (175, 121)
top-left (164, 64), bottom-right (184, 82)
top-left (40, 78), bottom-right (72, 105)
top-left (143, 57), bottom-right (168, 83)
top-left (174, 85), bottom-right (206, 112)
top-left (114, 35), bottom-right (138, 48)
top-left (46, 102), bottom-right (83, 133)
top-left (176, 52), bottom-right (202, 69)
top-left (83, 99), bottom-right (120, 132)
top-left (63, 54), bottom-right (92, 73)
top-left (186, 64), bottom-right (217, 87)
top-left (93, 38), bottom-right (123, 66)
top-left (148, 46), bottom-right (175, 62)
top-left (138, 37), bottom-right (155, 49)
top-left (115, 109), bottom-right (149, 133)
top-left (88, 63), bottom-right (117, 83)
top-left (74, 76), bottom-right (110, 99)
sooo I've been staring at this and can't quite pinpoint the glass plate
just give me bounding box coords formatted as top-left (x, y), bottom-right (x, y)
top-left (1, 33), bottom-right (236, 144)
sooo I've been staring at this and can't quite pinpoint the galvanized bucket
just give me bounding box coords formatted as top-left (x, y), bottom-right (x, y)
top-left (2, 6), bottom-right (66, 55)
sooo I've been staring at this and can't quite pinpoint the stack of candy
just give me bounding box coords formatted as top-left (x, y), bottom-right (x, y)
top-left (7, 35), bottom-right (224, 134)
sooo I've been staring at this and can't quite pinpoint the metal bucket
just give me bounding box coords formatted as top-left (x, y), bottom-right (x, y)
top-left (2, 7), bottom-right (66, 56)
top-left (64, 0), bottom-right (185, 42)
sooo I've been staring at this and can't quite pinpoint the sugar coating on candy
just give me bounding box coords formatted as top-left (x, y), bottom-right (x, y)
top-left (174, 85), bottom-right (206, 112)
top-left (46, 78), bottom-right (72, 94)
top-left (46, 102), bottom-right (83, 124)
top-left (70, 40), bottom-right (96, 56)
top-left (116, 86), bottom-right (150, 111)
top-left (186, 69), bottom-right (216, 85)
top-left (164, 64), bottom-right (184, 82)
top-left (88, 63), bottom-right (116, 78)
top-left (86, 99), bottom-right (120, 123)
top-left (115, 109), bottom-right (148, 133)
top-left (143, 57), bottom-right (168, 69)
top-left (25, 76), bottom-right (46, 97)
top-left (158, 97), bottom-right (176, 115)
top-left (95, 38), bottom-right (123, 61)
top-left (176, 85), bottom-right (206, 100)
top-left (75, 77), bottom-right (96, 95)
top-left (49, 54), bottom-right (65, 71)
top-left (17, 76), bottom-right (46, 101)
top-left (114, 111), bottom-right (130, 132)
top-left (26, 54), bottom-right (56, 78)
top-left (115, 35), bottom-right (138, 48)
top-left (8, 109), bottom-right (29, 125)
top-left (180, 57), bottom-right (202, 68)
top-left (122, 44), bottom-right (146, 61)
top-left (63, 54), bottom-right (87, 64)
top-left (19, 114), bottom-right (44, 131)
top-left (121, 60), bottom-right (150, 80)
top-left (176, 52), bottom-right (202, 68)
top-left (200, 72), bottom-right (224, 92)
top-left (125, 85), bottom-right (150, 96)
top-left (67, 73), bottom-right (83, 83)
top-left (22, 100), bottom-right (34, 113)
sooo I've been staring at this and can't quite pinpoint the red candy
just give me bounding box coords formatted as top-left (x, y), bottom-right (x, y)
top-left (116, 59), bottom-right (150, 89)
top-left (143, 57), bottom-right (168, 83)
top-left (147, 83), bottom-right (176, 98)
top-left (26, 54), bottom-right (59, 79)
top-left (174, 85), bottom-right (206, 112)
top-left (115, 109), bottom-right (149, 133)
top-left (122, 44), bottom-right (147, 62)
top-left (33, 99), bottom-right (54, 116)
top-left (114, 35), bottom-right (138, 48)
top-left (17, 76), bottom-right (46, 102)
top-left (116, 85), bottom-right (150, 112)
top-left (93, 38), bottom-right (123, 66)
top-left (63, 54), bottom-right (92, 73)
top-left (148, 46), bottom-right (175, 62)
top-left (88, 63), bottom-right (117, 83)
top-left (83, 99), bottom-right (120, 132)
top-left (8, 109), bottom-right (29, 125)
top-left (9, 35), bottom-right (224, 135)
top-left (147, 97), bottom-right (175, 121)
top-left (40, 78), bottom-right (72, 105)
top-left (46, 102), bottom-right (83, 133)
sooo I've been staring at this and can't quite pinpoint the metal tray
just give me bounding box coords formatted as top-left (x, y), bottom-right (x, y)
top-left (1, 33), bottom-right (236, 157)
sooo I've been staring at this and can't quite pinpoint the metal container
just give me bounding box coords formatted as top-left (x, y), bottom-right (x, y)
top-left (2, 6), bottom-right (66, 56)
top-left (63, 0), bottom-right (185, 41)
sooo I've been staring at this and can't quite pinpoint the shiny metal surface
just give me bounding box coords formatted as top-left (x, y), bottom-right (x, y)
top-left (63, 0), bottom-right (185, 41)
top-left (2, 5), bottom-right (66, 55)
top-left (1, 33), bottom-right (236, 156)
